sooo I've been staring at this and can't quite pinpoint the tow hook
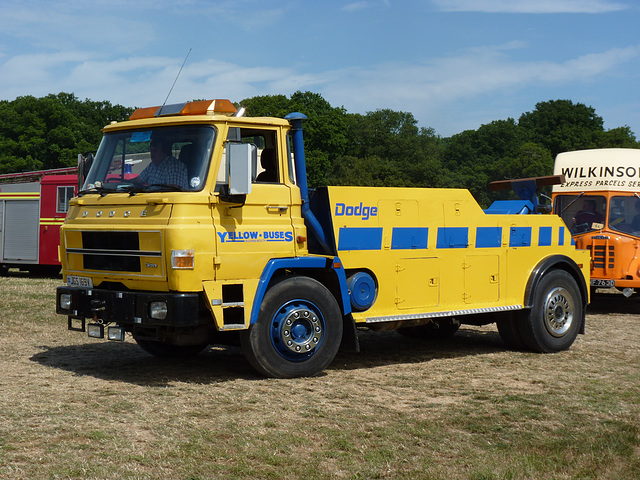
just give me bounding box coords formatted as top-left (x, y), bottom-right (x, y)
top-left (88, 299), bottom-right (107, 338)
top-left (90, 299), bottom-right (105, 318)
top-left (88, 299), bottom-right (107, 339)
top-left (87, 299), bottom-right (124, 341)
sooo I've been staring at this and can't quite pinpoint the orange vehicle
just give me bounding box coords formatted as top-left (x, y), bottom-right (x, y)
top-left (552, 148), bottom-right (640, 297)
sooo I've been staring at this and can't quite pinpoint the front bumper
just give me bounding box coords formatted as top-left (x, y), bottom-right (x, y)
top-left (56, 286), bottom-right (203, 327)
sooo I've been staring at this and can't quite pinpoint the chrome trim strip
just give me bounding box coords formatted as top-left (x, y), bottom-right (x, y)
top-left (219, 324), bottom-right (246, 331)
top-left (365, 304), bottom-right (522, 323)
top-left (222, 301), bottom-right (244, 308)
top-left (66, 248), bottom-right (162, 257)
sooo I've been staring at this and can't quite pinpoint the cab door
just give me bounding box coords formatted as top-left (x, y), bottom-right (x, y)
top-left (212, 126), bottom-right (296, 282)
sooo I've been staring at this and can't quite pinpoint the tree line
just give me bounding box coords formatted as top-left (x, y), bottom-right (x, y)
top-left (0, 91), bottom-right (637, 206)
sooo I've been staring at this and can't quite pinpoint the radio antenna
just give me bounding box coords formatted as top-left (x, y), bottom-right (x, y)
top-left (159, 48), bottom-right (192, 114)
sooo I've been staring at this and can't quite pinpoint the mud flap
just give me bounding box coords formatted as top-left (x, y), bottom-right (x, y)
top-left (340, 314), bottom-right (360, 353)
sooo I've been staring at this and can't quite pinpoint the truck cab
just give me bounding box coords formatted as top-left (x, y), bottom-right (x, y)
top-left (552, 148), bottom-right (640, 297)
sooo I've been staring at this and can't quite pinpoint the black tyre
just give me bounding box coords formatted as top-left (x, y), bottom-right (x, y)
top-left (495, 312), bottom-right (527, 350)
top-left (240, 276), bottom-right (343, 378)
top-left (397, 318), bottom-right (460, 339)
top-left (135, 338), bottom-right (209, 358)
top-left (519, 270), bottom-right (583, 353)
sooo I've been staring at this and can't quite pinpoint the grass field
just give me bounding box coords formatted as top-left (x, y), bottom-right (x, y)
top-left (0, 272), bottom-right (638, 479)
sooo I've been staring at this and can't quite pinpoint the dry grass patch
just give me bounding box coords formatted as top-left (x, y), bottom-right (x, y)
top-left (0, 272), bottom-right (639, 479)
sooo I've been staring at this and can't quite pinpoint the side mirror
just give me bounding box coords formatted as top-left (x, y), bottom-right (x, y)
top-left (77, 153), bottom-right (94, 191)
top-left (226, 143), bottom-right (254, 196)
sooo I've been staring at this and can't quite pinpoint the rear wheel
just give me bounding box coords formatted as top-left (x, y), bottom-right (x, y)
top-left (496, 312), bottom-right (527, 350)
top-left (240, 276), bottom-right (343, 378)
top-left (519, 270), bottom-right (583, 353)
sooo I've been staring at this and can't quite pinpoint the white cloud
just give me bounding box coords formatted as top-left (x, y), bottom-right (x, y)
top-left (342, 2), bottom-right (371, 12)
top-left (1, 42), bottom-right (638, 133)
top-left (430, 0), bottom-right (629, 14)
top-left (311, 43), bottom-right (640, 134)
top-left (6, 55), bottom-right (300, 107)
top-left (320, 44), bottom-right (640, 109)
top-left (341, 0), bottom-right (391, 12)
top-left (0, 2), bottom-right (156, 52)
top-left (0, 51), bottom-right (92, 93)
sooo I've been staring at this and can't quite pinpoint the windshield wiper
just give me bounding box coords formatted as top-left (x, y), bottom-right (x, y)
top-left (79, 183), bottom-right (185, 197)
top-left (127, 184), bottom-right (185, 195)
top-left (560, 192), bottom-right (585, 216)
top-left (77, 185), bottom-right (119, 197)
top-left (78, 181), bottom-right (140, 197)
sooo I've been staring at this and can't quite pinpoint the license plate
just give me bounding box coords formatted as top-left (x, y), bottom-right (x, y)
top-left (67, 275), bottom-right (93, 288)
top-left (590, 279), bottom-right (615, 287)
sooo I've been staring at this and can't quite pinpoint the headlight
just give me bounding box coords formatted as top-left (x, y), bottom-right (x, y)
top-left (107, 326), bottom-right (125, 341)
top-left (171, 249), bottom-right (195, 269)
top-left (59, 293), bottom-right (72, 310)
top-left (87, 323), bottom-right (104, 338)
top-left (149, 301), bottom-right (168, 320)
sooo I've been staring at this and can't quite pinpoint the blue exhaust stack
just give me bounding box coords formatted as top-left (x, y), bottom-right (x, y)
top-left (285, 112), bottom-right (331, 254)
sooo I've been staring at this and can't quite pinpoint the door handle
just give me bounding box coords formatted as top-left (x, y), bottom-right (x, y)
top-left (266, 205), bottom-right (289, 213)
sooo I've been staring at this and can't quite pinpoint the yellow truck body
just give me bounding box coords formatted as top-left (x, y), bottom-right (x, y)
top-left (56, 99), bottom-right (590, 378)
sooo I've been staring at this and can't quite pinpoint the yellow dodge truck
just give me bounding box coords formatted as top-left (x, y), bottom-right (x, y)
top-left (56, 99), bottom-right (590, 378)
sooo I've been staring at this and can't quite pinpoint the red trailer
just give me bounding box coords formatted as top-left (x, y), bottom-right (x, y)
top-left (0, 167), bottom-right (77, 275)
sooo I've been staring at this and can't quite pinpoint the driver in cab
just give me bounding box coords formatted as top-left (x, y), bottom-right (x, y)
top-left (133, 137), bottom-right (188, 189)
top-left (572, 199), bottom-right (603, 233)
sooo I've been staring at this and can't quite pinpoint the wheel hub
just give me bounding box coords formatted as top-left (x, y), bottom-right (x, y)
top-left (544, 287), bottom-right (574, 337)
top-left (270, 301), bottom-right (325, 360)
top-left (281, 308), bottom-right (321, 353)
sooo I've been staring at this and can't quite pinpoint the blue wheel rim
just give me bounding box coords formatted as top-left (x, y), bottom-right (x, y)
top-left (269, 299), bottom-right (325, 362)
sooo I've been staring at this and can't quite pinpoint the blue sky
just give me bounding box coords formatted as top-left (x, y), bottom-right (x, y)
top-left (1, 0), bottom-right (638, 137)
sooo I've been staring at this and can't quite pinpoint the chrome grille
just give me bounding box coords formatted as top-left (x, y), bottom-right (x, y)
top-left (589, 244), bottom-right (614, 270)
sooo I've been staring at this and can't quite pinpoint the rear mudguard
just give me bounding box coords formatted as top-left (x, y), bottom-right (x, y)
top-left (523, 254), bottom-right (589, 333)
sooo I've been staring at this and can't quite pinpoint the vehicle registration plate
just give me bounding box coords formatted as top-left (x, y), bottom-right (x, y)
top-left (590, 279), bottom-right (615, 287)
top-left (67, 275), bottom-right (93, 288)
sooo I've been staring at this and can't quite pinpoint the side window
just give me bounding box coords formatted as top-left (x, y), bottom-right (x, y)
top-left (254, 145), bottom-right (278, 183)
top-left (57, 186), bottom-right (75, 213)
top-left (286, 132), bottom-right (296, 184)
top-left (246, 131), bottom-right (279, 184)
top-left (216, 148), bottom-right (228, 189)
top-left (217, 128), bottom-right (280, 190)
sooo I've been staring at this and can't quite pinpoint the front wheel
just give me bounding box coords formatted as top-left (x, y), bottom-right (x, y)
top-left (519, 270), bottom-right (583, 353)
top-left (240, 276), bottom-right (343, 378)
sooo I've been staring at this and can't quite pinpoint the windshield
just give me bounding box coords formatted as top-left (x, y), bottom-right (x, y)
top-left (608, 195), bottom-right (640, 236)
top-left (554, 194), bottom-right (606, 234)
top-left (82, 125), bottom-right (216, 194)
